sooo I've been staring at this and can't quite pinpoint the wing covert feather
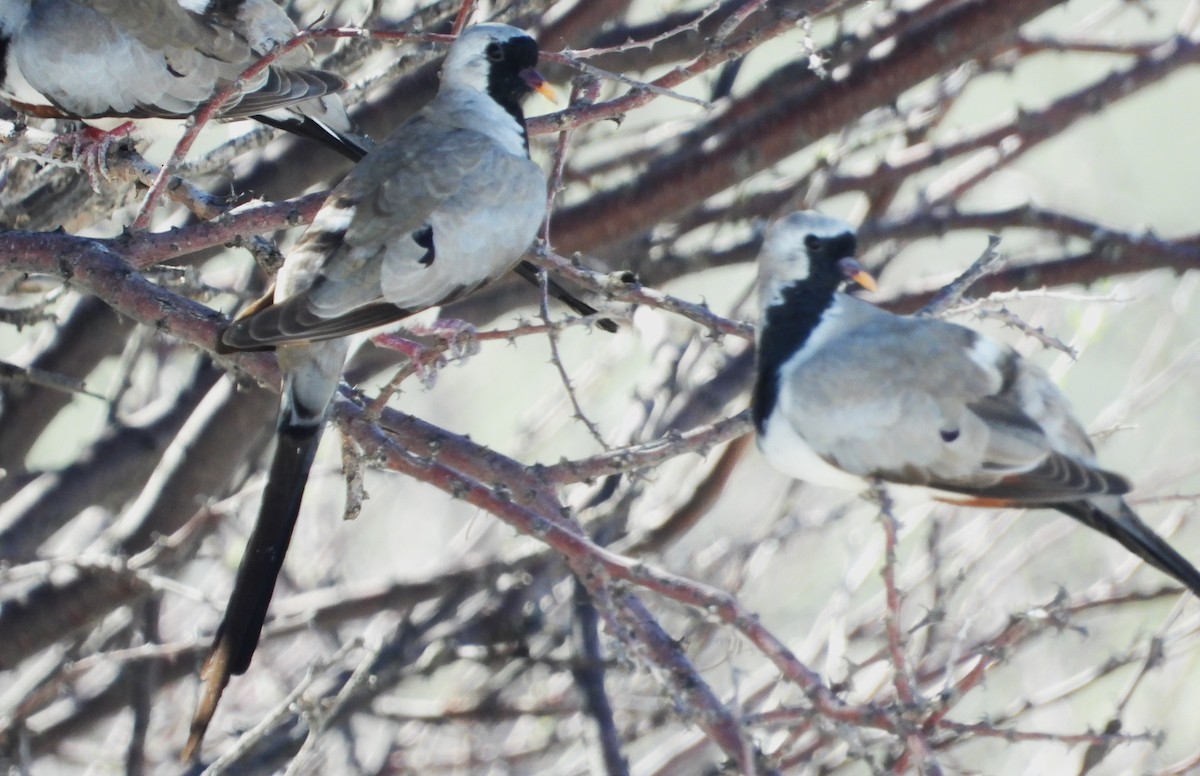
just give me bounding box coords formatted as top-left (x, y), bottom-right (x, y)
top-left (778, 305), bottom-right (1123, 499)
top-left (224, 116), bottom-right (543, 348)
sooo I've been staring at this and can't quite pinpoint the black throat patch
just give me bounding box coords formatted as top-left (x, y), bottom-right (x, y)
top-left (0, 34), bottom-right (9, 88)
top-left (752, 282), bottom-right (840, 434)
top-left (753, 229), bottom-right (859, 431)
top-left (485, 36), bottom-right (539, 152)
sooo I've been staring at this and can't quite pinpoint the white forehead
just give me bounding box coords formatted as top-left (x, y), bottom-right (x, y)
top-left (444, 23), bottom-right (531, 66)
top-left (761, 211), bottom-right (854, 266)
top-left (773, 210), bottom-right (854, 245)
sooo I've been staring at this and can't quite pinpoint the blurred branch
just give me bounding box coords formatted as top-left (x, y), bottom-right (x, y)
top-left (552, 0), bottom-right (1064, 250)
top-left (3, 1), bottom-right (1198, 771)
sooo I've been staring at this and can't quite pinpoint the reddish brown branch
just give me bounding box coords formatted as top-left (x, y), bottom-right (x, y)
top-left (551, 0), bottom-right (1066, 250)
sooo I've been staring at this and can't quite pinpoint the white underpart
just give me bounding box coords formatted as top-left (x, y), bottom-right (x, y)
top-left (1, 46), bottom-right (40, 105)
top-left (756, 299), bottom-right (864, 490)
top-left (758, 414), bottom-right (978, 505)
top-left (759, 410), bottom-right (866, 490)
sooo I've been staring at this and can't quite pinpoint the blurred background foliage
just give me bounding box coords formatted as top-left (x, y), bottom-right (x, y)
top-left (1, 0), bottom-right (1199, 773)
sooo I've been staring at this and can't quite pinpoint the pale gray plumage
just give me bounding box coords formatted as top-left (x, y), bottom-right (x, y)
top-left (185, 24), bottom-right (552, 760)
top-left (753, 210), bottom-right (1200, 594)
top-left (220, 22), bottom-right (549, 425)
top-left (0, 0), bottom-right (364, 155)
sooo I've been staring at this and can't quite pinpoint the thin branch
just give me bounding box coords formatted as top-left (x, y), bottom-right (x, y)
top-left (916, 234), bottom-right (1003, 317)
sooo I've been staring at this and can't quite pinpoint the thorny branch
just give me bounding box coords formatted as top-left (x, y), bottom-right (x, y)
top-left (2, 1), bottom-right (1199, 774)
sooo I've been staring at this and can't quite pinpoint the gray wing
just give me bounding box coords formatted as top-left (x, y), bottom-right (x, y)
top-left (220, 115), bottom-right (545, 349)
top-left (780, 304), bottom-right (1129, 502)
top-left (16, 0), bottom-right (343, 119)
top-left (79, 0), bottom-right (247, 60)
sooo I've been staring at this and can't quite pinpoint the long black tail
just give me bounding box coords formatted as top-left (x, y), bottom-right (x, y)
top-left (184, 423), bottom-right (322, 760)
top-left (252, 112), bottom-right (373, 163)
top-left (1056, 498), bottom-right (1200, 595)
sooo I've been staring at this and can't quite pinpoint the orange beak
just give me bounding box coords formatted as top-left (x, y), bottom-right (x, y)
top-left (520, 68), bottom-right (558, 103)
top-left (837, 257), bottom-right (878, 292)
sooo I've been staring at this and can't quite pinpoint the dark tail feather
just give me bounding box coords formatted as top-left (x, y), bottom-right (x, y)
top-left (1056, 498), bottom-right (1200, 595)
top-left (215, 424), bottom-right (322, 674)
top-left (514, 260), bottom-right (618, 333)
top-left (252, 113), bottom-right (372, 162)
top-left (183, 423), bottom-right (322, 760)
